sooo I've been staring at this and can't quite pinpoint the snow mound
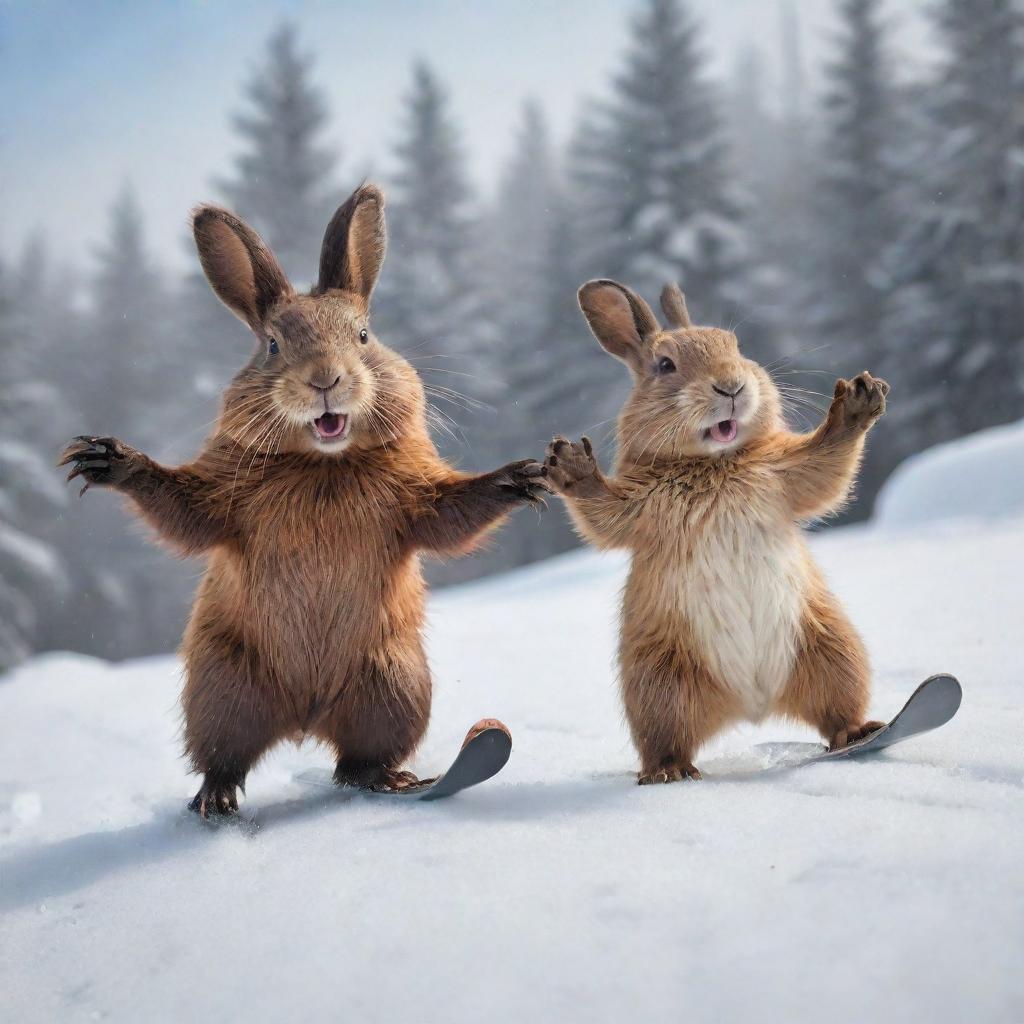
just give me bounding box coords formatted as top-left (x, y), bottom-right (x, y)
top-left (875, 418), bottom-right (1024, 527)
top-left (1, 521), bottom-right (1023, 1022)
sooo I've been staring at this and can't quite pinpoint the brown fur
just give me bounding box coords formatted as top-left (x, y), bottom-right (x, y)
top-left (60, 183), bottom-right (548, 815)
top-left (547, 279), bottom-right (888, 783)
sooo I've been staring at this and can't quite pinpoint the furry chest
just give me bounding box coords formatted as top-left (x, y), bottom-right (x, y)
top-left (234, 473), bottom-right (409, 656)
top-left (674, 515), bottom-right (806, 719)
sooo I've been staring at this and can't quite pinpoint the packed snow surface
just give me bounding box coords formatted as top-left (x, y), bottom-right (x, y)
top-left (876, 417), bottom-right (1024, 526)
top-left (2, 517), bottom-right (1022, 1023)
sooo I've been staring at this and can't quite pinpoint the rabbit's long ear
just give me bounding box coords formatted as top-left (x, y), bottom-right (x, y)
top-left (192, 207), bottom-right (291, 330)
top-left (316, 184), bottom-right (386, 300)
top-left (660, 282), bottom-right (692, 328)
top-left (578, 279), bottom-right (660, 371)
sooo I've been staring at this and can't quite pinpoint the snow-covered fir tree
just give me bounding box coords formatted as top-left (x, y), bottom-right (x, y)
top-left (559, 103), bottom-right (635, 437)
top-left (571, 0), bottom-right (748, 330)
top-left (0, 256), bottom-right (69, 670)
top-left (479, 101), bottom-right (586, 567)
top-left (885, 0), bottom-right (1024, 451)
top-left (62, 187), bottom-right (195, 659)
top-left (83, 185), bottom-right (176, 450)
top-left (218, 22), bottom-right (336, 284)
top-left (486, 102), bottom-right (580, 437)
top-left (377, 62), bottom-right (492, 464)
top-left (729, 4), bottom-right (817, 360)
top-left (811, 0), bottom-right (900, 370)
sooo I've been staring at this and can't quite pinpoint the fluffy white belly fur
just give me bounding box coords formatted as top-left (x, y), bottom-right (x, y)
top-left (677, 518), bottom-right (807, 720)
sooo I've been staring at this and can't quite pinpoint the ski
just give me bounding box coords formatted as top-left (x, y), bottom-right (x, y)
top-left (819, 672), bottom-right (962, 759)
top-left (294, 718), bottom-right (513, 801)
top-left (739, 673), bottom-right (963, 773)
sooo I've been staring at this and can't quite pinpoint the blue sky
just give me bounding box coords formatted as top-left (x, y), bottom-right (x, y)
top-left (1, 0), bottom-right (929, 273)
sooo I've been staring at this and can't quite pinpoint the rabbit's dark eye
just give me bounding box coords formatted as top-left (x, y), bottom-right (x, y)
top-left (656, 356), bottom-right (676, 375)
top-left (359, 328), bottom-right (369, 344)
top-left (268, 338), bottom-right (280, 355)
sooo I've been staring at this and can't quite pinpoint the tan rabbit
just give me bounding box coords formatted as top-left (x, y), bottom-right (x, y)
top-left (60, 184), bottom-right (549, 815)
top-left (545, 279), bottom-right (888, 783)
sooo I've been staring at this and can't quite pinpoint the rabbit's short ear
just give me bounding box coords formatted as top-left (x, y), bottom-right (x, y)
top-left (193, 207), bottom-right (291, 330)
top-left (577, 279), bottom-right (660, 369)
top-left (316, 183), bottom-right (386, 300)
top-left (660, 282), bottom-right (692, 329)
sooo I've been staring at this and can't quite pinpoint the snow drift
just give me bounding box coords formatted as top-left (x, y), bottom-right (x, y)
top-left (875, 417), bottom-right (1024, 527)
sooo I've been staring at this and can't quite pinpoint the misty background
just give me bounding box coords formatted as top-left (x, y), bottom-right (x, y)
top-left (1, 0), bottom-right (1022, 669)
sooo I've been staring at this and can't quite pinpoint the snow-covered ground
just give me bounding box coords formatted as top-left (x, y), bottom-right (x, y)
top-left (2, 513), bottom-right (1023, 1020)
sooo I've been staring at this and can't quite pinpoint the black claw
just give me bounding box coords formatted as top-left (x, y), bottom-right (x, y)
top-left (581, 436), bottom-right (593, 456)
top-left (189, 783), bottom-right (238, 819)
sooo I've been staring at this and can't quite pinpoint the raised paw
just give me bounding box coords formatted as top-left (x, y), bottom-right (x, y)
top-left (828, 720), bottom-right (886, 752)
top-left (829, 372), bottom-right (889, 432)
top-left (58, 435), bottom-right (141, 496)
top-left (188, 778), bottom-right (240, 819)
top-left (545, 435), bottom-right (599, 494)
top-left (638, 758), bottom-right (702, 785)
top-left (492, 458), bottom-right (552, 506)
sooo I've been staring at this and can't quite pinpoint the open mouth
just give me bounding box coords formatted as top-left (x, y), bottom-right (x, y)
top-left (706, 418), bottom-right (739, 444)
top-left (313, 411), bottom-right (349, 441)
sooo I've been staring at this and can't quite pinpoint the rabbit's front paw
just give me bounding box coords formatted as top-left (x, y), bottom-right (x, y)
top-left (829, 372), bottom-right (889, 432)
top-left (545, 435), bottom-right (599, 494)
top-left (492, 459), bottom-right (551, 506)
top-left (59, 435), bottom-right (142, 495)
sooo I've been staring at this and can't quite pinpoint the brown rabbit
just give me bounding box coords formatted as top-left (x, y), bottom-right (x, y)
top-left (60, 184), bottom-right (549, 815)
top-left (545, 279), bottom-right (888, 783)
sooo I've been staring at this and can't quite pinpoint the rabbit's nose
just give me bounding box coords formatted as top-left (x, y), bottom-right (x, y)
top-left (308, 371), bottom-right (342, 392)
top-left (712, 382), bottom-right (745, 399)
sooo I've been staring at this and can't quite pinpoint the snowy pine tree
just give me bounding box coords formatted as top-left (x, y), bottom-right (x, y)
top-left (0, 256), bottom-right (69, 669)
top-left (885, 0), bottom-right (1024, 451)
top-left (59, 186), bottom-right (195, 659)
top-left (486, 102), bottom-right (580, 434)
top-left (83, 185), bottom-right (175, 449)
top-left (377, 62), bottom-right (492, 462)
top-left (812, 0), bottom-right (900, 370)
top-left (728, 5), bottom-right (818, 360)
top-left (218, 22), bottom-right (336, 284)
top-left (480, 101), bottom-right (586, 566)
top-left (571, 0), bottom-right (748, 330)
